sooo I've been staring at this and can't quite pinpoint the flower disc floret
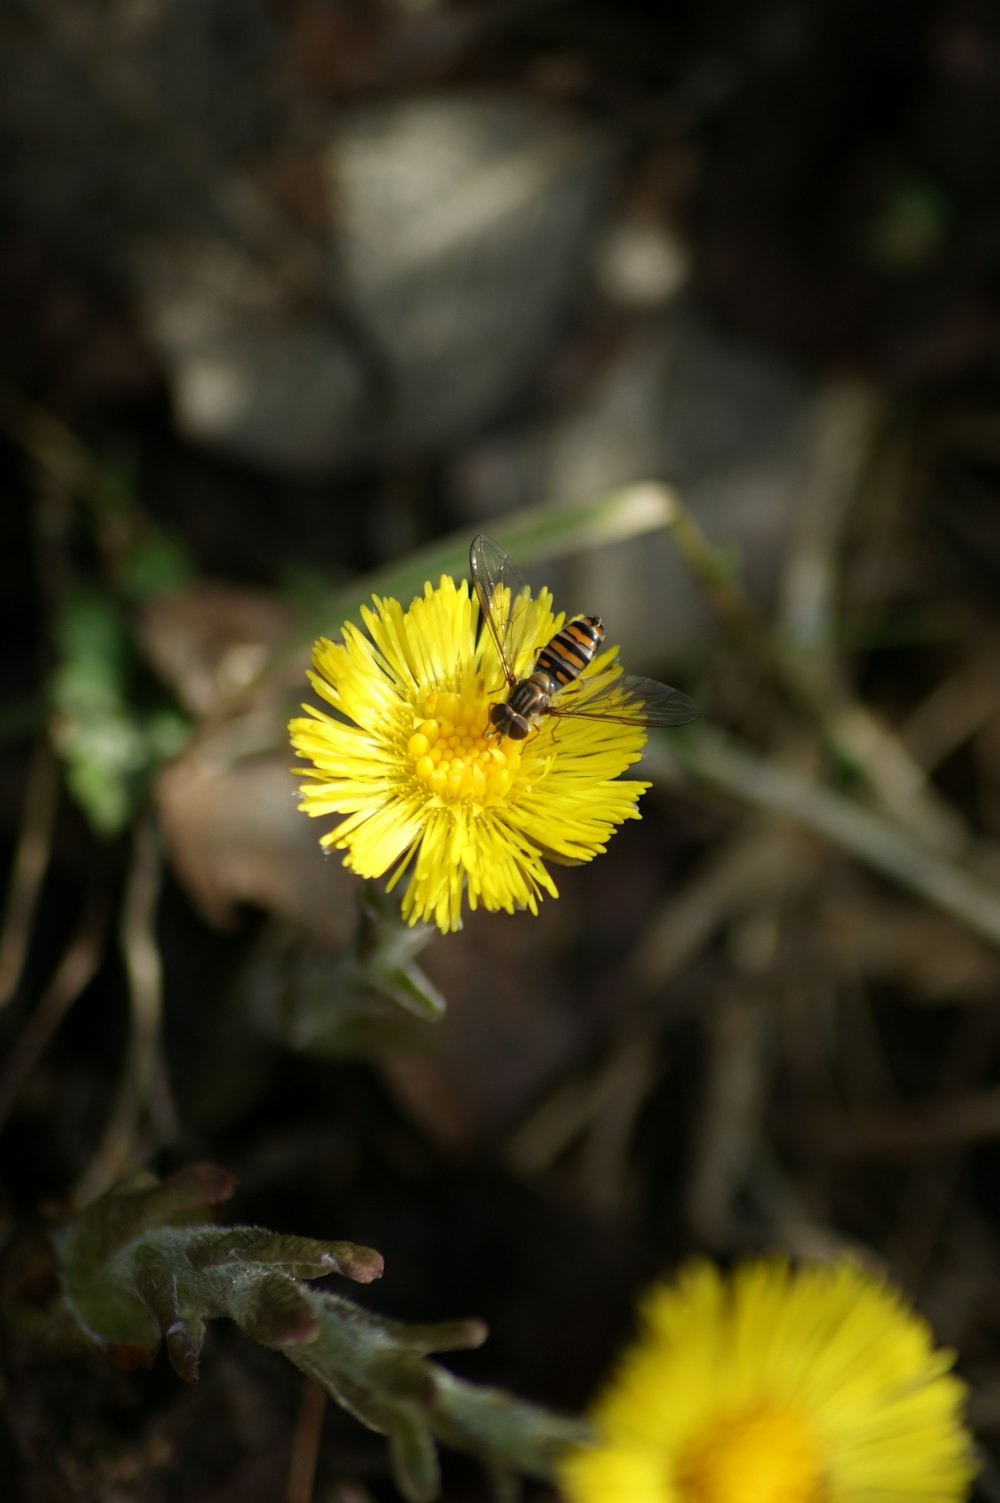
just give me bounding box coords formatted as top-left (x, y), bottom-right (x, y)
top-left (406, 691), bottom-right (523, 802)
top-left (289, 573), bottom-right (650, 932)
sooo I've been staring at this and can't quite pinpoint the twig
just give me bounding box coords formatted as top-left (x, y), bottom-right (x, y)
top-left (0, 379), bottom-right (103, 501)
top-left (287, 1379), bottom-right (327, 1503)
top-left (648, 727), bottom-right (1000, 951)
top-left (0, 889), bottom-right (109, 1130)
top-left (503, 1033), bottom-right (657, 1194)
top-left (74, 815), bottom-right (177, 1202)
top-left (504, 1066), bottom-right (611, 1177)
top-left (686, 992), bottom-right (770, 1244)
top-left (0, 736), bottom-right (59, 1008)
top-left (660, 482), bottom-right (968, 854)
top-left (778, 381), bottom-right (882, 660)
top-left (628, 823), bottom-right (820, 996)
top-left (575, 1034), bottom-right (658, 1217)
top-left (899, 651), bottom-right (1000, 776)
top-left (811, 1087), bottom-right (1000, 1156)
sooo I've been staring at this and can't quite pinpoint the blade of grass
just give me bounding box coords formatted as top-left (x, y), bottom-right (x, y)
top-left (648, 726), bottom-right (1000, 953)
top-left (315, 481), bottom-right (683, 639)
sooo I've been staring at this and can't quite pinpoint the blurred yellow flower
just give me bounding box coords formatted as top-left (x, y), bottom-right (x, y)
top-left (559, 1259), bottom-right (976, 1503)
top-left (289, 573), bottom-right (649, 933)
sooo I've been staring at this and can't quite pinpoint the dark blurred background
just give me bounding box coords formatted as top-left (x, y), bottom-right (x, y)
top-left (2, 2), bottom-right (1000, 1499)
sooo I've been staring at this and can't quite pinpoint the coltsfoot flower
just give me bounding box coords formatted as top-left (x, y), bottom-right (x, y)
top-left (559, 1258), bottom-right (976, 1503)
top-left (289, 569), bottom-right (653, 933)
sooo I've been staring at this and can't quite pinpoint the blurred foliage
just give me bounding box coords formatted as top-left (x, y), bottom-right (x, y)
top-left (862, 163), bottom-right (951, 271)
top-left (50, 582), bottom-right (189, 835)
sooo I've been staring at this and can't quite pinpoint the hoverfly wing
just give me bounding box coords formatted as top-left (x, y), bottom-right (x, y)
top-left (548, 672), bottom-right (701, 728)
top-left (616, 675), bottom-right (701, 727)
top-left (470, 534), bottom-right (537, 685)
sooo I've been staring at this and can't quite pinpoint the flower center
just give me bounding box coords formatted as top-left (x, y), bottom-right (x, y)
top-left (406, 690), bottom-right (522, 804)
top-left (673, 1401), bottom-right (827, 1503)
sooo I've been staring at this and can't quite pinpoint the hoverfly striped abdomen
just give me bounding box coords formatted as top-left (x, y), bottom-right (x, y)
top-left (534, 615), bottom-right (605, 688)
top-left (495, 616), bottom-right (606, 738)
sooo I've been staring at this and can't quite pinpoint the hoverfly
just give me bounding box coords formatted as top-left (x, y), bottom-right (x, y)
top-left (470, 533), bottom-right (700, 739)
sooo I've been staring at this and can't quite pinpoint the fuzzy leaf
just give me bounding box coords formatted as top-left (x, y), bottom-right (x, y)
top-left (4, 1165), bottom-right (588, 1500)
top-left (389, 1408), bottom-right (441, 1503)
top-left (185, 1227), bottom-right (383, 1282)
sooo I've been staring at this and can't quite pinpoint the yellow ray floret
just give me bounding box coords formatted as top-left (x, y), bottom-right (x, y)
top-left (559, 1258), bottom-right (977, 1503)
top-left (289, 573), bottom-right (649, 933)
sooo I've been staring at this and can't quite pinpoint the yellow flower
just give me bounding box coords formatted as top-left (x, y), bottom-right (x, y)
top-left (289, 572), bottom-right (650, 933)
top-left (559, 1259), bottom-right (976, 1503)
